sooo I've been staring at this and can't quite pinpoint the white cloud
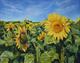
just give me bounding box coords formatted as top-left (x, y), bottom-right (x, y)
top-left (1, 0), bottom-right (23, 13)
top-left (0, 0), bottom-right (54, 18)
top-left (24, 1), bottom-right (53, 17)
top-left (53, 0), bottom-right (78, 15)
top-left (55, 5), bottom-right (76, 13)
top-left (0, 0), bottom-right (78, 21)
top-left (55, 0), bottom-right (72, 8)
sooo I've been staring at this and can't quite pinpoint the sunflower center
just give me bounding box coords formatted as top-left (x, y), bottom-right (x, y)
top-left (53, 23), bottom-right (63, 33)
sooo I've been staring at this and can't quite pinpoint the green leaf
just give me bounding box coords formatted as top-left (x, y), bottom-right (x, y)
top-left (40, 52), bottom-right (51, 63)
top-left (24, 54), bottom-right (34, 63)
top-left (71, 27), bottom-right (80, 37)
top-left (44, 35), bottom-right (58, 45)
top-left (13, 59), bottom-right (19, 63)
top-left (1, 51), bottom-right (14, 59)
top-left (75, 35), bottom-right (80, 46)
top-left (0, 58), bottom-right (9, 63)
top-left (0, 47), bottom-right (12, 63)
top-left (68, 56), bottom-right (75, 63)
top-left (0, 39), bottom-right (6, 45)
top-left (40, 49), bottom-right (59, 63)
top-left (48, 49), bottom-right (59, 60)
top-left (66, 44), bottom-right (78, 53)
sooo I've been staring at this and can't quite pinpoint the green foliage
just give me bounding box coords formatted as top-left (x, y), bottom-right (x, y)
top-left (0, 18), bottom-right (80, 63)
top-left (44, 35), bottom-right (58, 45)
top-left (24, 54), bottom-right (34, 63)
top-left (0, 51), bottom-right (14, 63)
top-left (40, 49), bottom-right (59, 63)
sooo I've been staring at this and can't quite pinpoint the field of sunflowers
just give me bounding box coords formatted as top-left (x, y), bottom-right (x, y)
top-left (0, 13), bottom-right (80, 63)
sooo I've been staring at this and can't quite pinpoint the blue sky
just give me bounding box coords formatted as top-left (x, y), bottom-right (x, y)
top-left (0, 0), bottom-right (80, 22)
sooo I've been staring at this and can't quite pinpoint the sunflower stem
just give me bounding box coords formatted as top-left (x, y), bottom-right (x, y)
top-left (32, 42), bottom-right (40, 63)
top-left (60, 47), bottom-right (65, 63)
top-left (59, 41), bottom-right (65, 63)
top-left (35, 46), bottom-right (40, 63)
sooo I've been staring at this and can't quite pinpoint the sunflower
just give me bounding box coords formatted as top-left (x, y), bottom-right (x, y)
top-left (26, 22), bottom-right (34, 30)
top-left (15, 34), bottom-right (20, 48)
top-left (18, 26), bottom-right (26, 34)
top-left (45, 13), bottom-right (70, 40)
top-left (22, 43), bottom-right (29, 52)
top-left (5, 23), bottom-right (15, 31)
top-left (37, 32), bottom-right (46, 41)
top-left (15, 25), bottom-right (29, 52)
top-left (15, 34), bottom-right (29, 52)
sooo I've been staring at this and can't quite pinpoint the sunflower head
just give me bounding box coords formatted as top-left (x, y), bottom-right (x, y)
top-left (15, 34), bottom-right (29, 52)
top-left (26, 22), bottom-right (34, 30)
top-left (37, 32), bottom-right (46, 41)
top-left (5, 23), bottom-right (15, 31)
top-left (45, 13), bottom-right (70, 41)
top-left (15, 34), bottom-right (20, 47)
top-left (18, 26), bottom-right (26, 34)
top-left (22, 43), bottom-right (29, 52)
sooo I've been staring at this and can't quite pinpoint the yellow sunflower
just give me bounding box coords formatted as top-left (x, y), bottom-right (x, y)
top-left (22, 43), bottom-right (29, 52)
top-left (37, 32), bottom-right (46, 41)
top-left (15, 34), bottom-right (20, 48)
top-left (26, 22), bottom-right (34, 30)
top-left (15, 34), bottom-right (29, 52)
top-left (45, 13), bottom-right (70, 40)
top-left (5, 23), bottom-right (15, 31)
top-left (18, 26), bottom-right (26, 34)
